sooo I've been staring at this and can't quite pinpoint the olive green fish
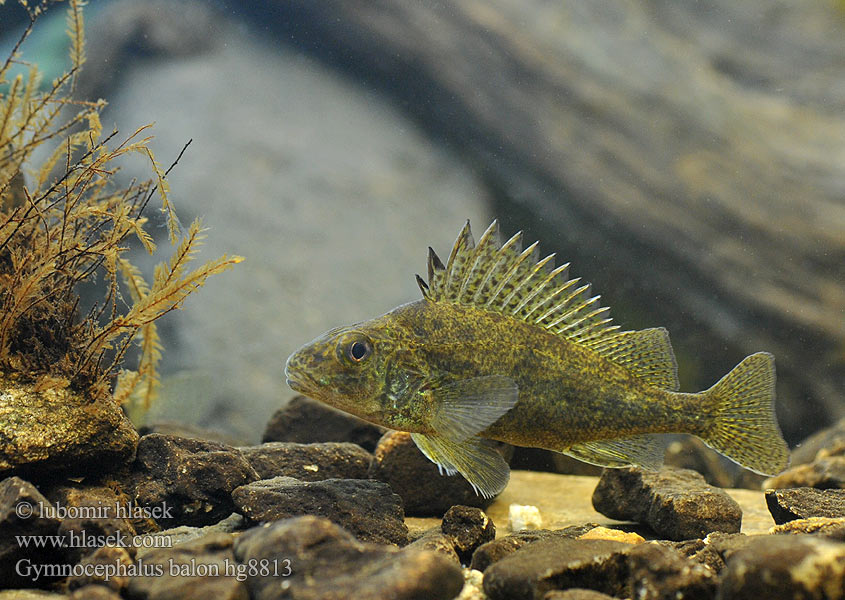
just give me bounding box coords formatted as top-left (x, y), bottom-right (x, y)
top-left (285, 221), bottom-right (790, 497)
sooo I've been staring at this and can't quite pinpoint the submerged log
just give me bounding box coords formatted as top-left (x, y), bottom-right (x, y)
top-left (272, 0), bottom-right (845, 443)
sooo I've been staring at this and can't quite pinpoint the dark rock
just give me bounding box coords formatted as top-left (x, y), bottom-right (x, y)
top-left (233, 515), bottom-right (464, 600)
top-left (126, 434), bottom-right (259, 527)
top-left (0, 375), bottom-right (138, 475)
top-left (405, 529), bottom-right (460, 564)
top-left (766, 487), bottom-right (845, 523)
top-left (766, 456), bottom-right (845, 489)
top-left (660, 532), bottom-right (751, 574)
top-left (592, 467), bottom-right (742, 540)
top-left (68, 546), bottom-right (133, 592)
top-left (262, 396), bottom-right (385, 451)
top-left (483, 536), bottom-right (716, 600)
top-left (543, 591), bottom-right (617, 600)
top-left (719, 535), bottom-right (845, 600)
top-left (134, 512), bottom-right (246, 558)
top-left (238, 441), bottom-right (372, 481)
top-left (127, 532), bottom-right (248, 600)
top-left (57, 510), bottom-right (137, 564)
top-left (46, 483), bottom-right (155, 538)
top-left (482, 538), bottom-right (631, 599)
top-left (770, 517), bottom-right (845, 540)
top-left (623, 543), bottom-right (716, 600)
top-left (441, 505), bottom-right (495, 564)
top-left (0, 476), bottom-right (66, 588)
top-left (470, 525), bottom-right (599, 572)
top-left (368, 430), bottom-right (495, 516)
top-left (232, 476), bottom-right (408, 545)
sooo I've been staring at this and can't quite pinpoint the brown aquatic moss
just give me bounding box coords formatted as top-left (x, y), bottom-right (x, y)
top-left (0, 0), bottom-right (242, 412)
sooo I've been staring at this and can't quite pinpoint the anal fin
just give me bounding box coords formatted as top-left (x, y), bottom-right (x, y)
top-left (561, 434), bottom-right (666, 470)
top-left (411, 433), bottom-right (510, 498)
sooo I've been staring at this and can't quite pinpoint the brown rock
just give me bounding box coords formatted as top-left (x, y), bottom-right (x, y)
top-left (238, 441), bottom-right (372, 481)
top-left (0, 375), bottom-right (138, 475)
top-left (262, 395), bottom-right (385, 451)
top-left (68, 546), bottom-right (133, 592)
top-left (765, 456), bottom-right (845, 489)
top-left (765, 487), bottom-right (845, 523)
top-left (719, 535), bottom-right (845, 600)
top-left (233, 515), bottom-right (464, 600)
top-left (441, 505), bottom-right (495, 564)
top-left (405, 529), bottom-right (460, 564)
top-left (470, 525), bottom-right (598, 572)
top-left (368, 431), bottom-right (496, 516)
top-left (126, 434), bottom-right (259, 528)
top-left (483, 536), bottom-right (716, 600)
top-left (232, 476), bottom-right (408, 545)
top-left (770, 516), bottom-right (845, 540)
top-left (0, 476), bottom-right (67, 588)
top-left (127, 532), bottom-right (248, 600)
top-left (592, 467), bottom-right (742, 540)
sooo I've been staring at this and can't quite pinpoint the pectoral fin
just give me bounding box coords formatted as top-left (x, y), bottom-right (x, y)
top-left (427, 375), bottom-right (519, 443)
top-left (562, 434), bottom-right (666, 470)
top-left (411, 432), bottom-right (510, 498)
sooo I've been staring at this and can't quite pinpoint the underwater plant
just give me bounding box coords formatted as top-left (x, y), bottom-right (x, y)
top-left (0, 0), bottom-right (241, 416)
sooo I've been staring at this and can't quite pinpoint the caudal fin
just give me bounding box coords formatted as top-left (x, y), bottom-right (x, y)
top-left (700, 352), bottom-right (790, 476)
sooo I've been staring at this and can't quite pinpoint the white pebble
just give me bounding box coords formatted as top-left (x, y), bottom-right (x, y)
top-left (508, 504), bottom-right (542, 531)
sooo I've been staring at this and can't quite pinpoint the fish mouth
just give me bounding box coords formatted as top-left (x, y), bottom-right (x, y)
top-left (284, 354), bottom-right (316, 395)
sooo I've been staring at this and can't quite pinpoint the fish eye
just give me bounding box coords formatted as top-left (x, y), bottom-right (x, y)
top-left (348, 340), bottom-right (371, 362)
top-left (335, 332), bottom-right (373, 364)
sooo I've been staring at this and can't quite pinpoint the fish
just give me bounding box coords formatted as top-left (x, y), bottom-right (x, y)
top-left (285, 220), bottom-right (790, 497)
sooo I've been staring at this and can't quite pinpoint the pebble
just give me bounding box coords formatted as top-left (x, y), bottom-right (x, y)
top-left (765, 487), bottom-right (845, 523)
top-left (441, 505), bottom-right (496, 564)
top-left (719, 534), bottom-right (845, 600)
top-left (368, 431), bottom-right (496, 516)
top-left (262, 396), bottom-right (385, 451)
top-left (231, 476), bottom-right (408, 545)
top-left (508, 504), bottom-right (543, 531)
top-left (233, 515), bottom-right (464, 600)
top-left (126, 434), bottom-right (259, 528)
top-left (592, 467), bottom-right (742, 540)
top-left (238, 441), bottom-right (372, 481)
top-left (577, 526), bottom-right (644, 544)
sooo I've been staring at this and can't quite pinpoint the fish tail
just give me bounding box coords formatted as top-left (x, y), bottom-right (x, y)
top-left (699, 352), bottom-right (790, 476)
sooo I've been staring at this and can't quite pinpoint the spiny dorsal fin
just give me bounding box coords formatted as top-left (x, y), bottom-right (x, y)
top-left (416, 221), bottom-right (679, 390)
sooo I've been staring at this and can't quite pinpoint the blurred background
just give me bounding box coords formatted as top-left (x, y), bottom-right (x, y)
top-left (1, 0), bottom-right (843, 446)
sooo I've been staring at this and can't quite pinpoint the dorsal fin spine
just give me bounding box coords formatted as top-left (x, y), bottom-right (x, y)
top-left (532, 280), bottom-right (584, 323)
top-left (550, 295), bottom-right (602, 331)
top-left (513, 261), bottom-right (568, 316)
top-left (444, 221), bottom-right (474, 299)
top-left (501, 252), bottom-right (555, 312)
top-left (486, 240), bottom-right (537, 307)
top-left (473, 232), bottom-right (523, 304)
top-left (458, 221), bottom-right (499, 302)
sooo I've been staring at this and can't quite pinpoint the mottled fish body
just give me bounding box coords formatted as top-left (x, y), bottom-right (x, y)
top-left (285, 221), bottom-right (790, 497)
